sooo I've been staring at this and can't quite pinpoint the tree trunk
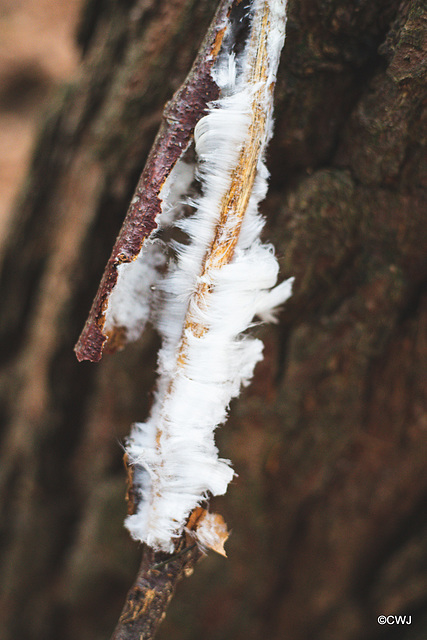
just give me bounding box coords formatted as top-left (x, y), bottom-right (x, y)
top-left (0, 1), bottom-right (425, 639)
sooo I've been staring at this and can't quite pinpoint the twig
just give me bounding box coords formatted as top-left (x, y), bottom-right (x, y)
top-left (152, 544), bottom-right (197, 570)
top-left (76, 1), bottom-right (290, 638)
top-left (110, 540), bottom-right (202, 640)
top-left (75, 0), bottom-right (240, 362)
top-left (124, 0), bottom-right (291, 554)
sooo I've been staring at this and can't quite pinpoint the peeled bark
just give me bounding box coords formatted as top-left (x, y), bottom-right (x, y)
top-left (0, 1), bottom-right (426, 640)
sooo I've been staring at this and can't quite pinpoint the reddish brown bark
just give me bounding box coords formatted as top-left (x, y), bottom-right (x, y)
top-left (75, 0), bottom-right (237, 363)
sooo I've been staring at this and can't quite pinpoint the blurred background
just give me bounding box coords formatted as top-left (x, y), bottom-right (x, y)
top-left (0, 1), bottom-right (426, 640)
top-left (0, 0), bottom-right (81, 236)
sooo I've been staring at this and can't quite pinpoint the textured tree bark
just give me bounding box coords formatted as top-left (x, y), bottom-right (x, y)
top-left (0, 1), bottom-right (425, 640)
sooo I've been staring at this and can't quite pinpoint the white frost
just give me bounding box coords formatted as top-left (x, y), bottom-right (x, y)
top-left (125, 0), bottom-right (291, 552)
top-left (103, 159), bottom-right (195, 343)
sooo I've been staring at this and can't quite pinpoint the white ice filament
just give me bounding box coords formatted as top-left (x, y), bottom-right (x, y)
top-left (125, 0), bottom-right (292, 552)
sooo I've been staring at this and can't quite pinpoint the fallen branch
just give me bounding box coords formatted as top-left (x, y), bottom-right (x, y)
top-left (76, 1), bottom-right (291, 638)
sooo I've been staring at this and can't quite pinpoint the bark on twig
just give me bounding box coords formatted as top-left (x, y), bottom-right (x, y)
top-left (111, 541), bottom-right (202, 640)
top-left (75, 0), bottom-right (240, 362)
